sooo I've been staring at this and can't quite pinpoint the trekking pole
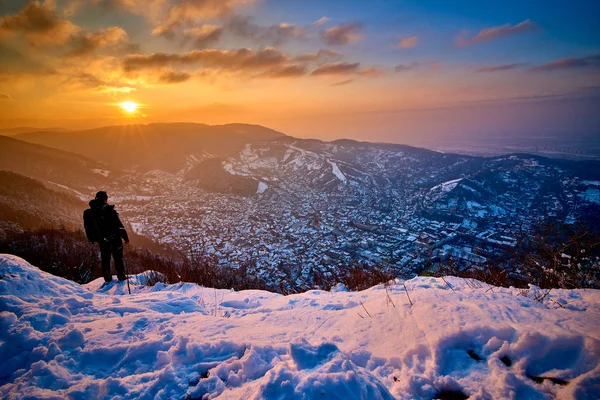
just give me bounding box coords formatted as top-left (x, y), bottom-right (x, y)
top-left (124, 259), bottom-right (132, 295)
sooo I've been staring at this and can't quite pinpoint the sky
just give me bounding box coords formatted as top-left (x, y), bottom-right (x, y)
top-left (0, 0), bottom-right (599, 144)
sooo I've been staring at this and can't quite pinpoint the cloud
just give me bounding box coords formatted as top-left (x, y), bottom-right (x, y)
top-left (67, 26), bottom-right (133, 57)
top-left (62, 0), bottom-right (85, 17)
top-left (152, 0), bottom-right (254, 39)
top-left (394, 62), bottom-right (419, 72)
top-left (310, 17), bottom-right (329, 28)
top-left (294, 49), bottom-right (341, 63)
top-left (91, 0), bottom-right (169, 24)
top-left (0, 92), bottom-right (14, 101)
top-left (321, 23), bottom-right (363, 46)
top-left (122, 47), bottom-right (381, 82)
top-left (92, 85), bottom-right (136, 94)
top-left (476, 63), bottom-right (524, 73)
top-left (530, 54), bottom-right (600, 72)
top-left (332, 79), bottom-right (353, 86)
top-left (226, 15), bottom-right (304, 46)
top-left (123, 47), bottom-right (289, 72)
top-left (455, 19), bottom-right (539, 46)
top-left (257, 64), bottom-right (308, 79)
top-left (0, 1), bottom-right (79, 45)
top-left (183, 25), bottom-right (223, 49)
top-left (0, 43), bottom-right (57, 80)
top-left (311, 62), bottom-right (361, 76)
top-left (398, 36), bottom-right (418, 49)
top-left (358, 67), bottom-right (385, 77)
top-left (309, 62), bottom-right (384, 78)
top-left (158, 70), bottom-right (191, 83)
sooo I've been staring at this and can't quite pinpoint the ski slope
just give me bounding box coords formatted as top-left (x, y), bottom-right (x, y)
top-left (1, 254), bottom-right (599, 399)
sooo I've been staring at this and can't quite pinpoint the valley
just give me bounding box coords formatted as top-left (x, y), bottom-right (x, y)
top-left (2, 124), bottom-right (599, 291)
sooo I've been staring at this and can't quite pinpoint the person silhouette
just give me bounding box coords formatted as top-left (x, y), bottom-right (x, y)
top-left (84, 191), bottom-right (130, 282)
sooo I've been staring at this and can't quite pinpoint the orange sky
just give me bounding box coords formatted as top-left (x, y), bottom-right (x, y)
top-left (0, 0), bottom-right (599, 144)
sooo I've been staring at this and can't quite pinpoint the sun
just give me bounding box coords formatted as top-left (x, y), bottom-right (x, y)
top-left (119, 101), bottom-right (138, 113)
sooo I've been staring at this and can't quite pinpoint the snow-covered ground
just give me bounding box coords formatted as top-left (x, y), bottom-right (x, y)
top-left (1, 254), bottom-right (599, 399)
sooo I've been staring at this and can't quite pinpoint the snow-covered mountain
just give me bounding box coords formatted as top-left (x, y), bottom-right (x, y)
top-left (182, 139), bottom-right (599, 227)
top-left (1, 255), bottom-right (599, 399)
top-left (186, 140), bottom-right (474, 196)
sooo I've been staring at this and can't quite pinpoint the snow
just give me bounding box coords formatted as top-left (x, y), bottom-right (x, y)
top-left (581, 180), bottom-right (600, 187)
top-left (257, 182), bottom-right (268, 195)
top-left (328, 161), bottom-right (347, 184)
top-left (427, 178), bottom-right (464, 203)
top-left (430, 178), bottom-right (464, 194)
top-left (1, 254), bottom-right (600, 399)
top-left (45, 182), bottom-right (88, 201)
top-left (92, 169), bottom-right (110, 177)
top-left (579, 188), bottom-right (600, 204)
top-left (130, 222), bottom-right (144, 235)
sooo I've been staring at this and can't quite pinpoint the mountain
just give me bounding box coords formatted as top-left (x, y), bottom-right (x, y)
top-left (185, 139), bottom-right (481, 196)
top-left (16, 123), bottom-right (287, 173)
top-left (0, 127), bottom-right (70, 136)
top-left (0, 135), bottom-right (118, 196)
top-left (0, 171), bottom-right (86, 231)
top-left (184, 139), bottom-right (600, 224)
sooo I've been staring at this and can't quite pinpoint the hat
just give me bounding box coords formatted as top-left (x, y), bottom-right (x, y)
top-left (95, 191), bottom-right (108, 201)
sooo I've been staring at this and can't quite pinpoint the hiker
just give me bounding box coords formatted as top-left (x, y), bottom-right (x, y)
top-left (84, 191), bottom-right (130, 283)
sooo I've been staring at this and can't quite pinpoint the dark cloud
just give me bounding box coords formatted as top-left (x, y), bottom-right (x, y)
top-left (321, 23), bottom-right (363, 46)
top-left (257, 64), bottom-right (308, 78)
top-left (530, 54), bottom-right (600, 72)
top-left (183, 25), bottom-right (223, 49)
top-left (123, 47), bottom-right (289, 72)
top-left (394, 62), bottom-right (419, 73)
top-left (311, 62), bottom-right (360, 76)
top-left (455, 19), bottom-right (539, 46)
top-left (123, 46), bottom-right (381, 81)
top-left (294, 49), bottom-right (341, 63)
top-left (476, 63), bottom-right (524, 73)
top-left (159, 70), bottom-right (191, 83)
top-left (0, 1), bottom-right (79, 45)
top-left (0, 43), bottom-right (56, 79)
top-left (226, 15), bottom-right (303, 46)
top-left (67, 26), bottom-right (134, 57)
top-left (90, 0), bottom-right (135, 11)
top-left (331, 79), bottom-right (353, 86)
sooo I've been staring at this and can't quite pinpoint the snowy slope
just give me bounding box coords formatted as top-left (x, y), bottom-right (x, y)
top-left (1, 254), bottom-right (599, 399)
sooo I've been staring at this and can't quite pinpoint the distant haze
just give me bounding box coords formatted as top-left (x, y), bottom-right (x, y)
top-left (2, 93), bottom-right (599, 159)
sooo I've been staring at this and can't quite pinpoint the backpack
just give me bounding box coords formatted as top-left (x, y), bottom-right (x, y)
top-left (83, 206), bottom-right (103, 243)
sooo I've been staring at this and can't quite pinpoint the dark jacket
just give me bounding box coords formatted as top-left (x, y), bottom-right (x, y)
top-left (84, 199), bottom-right (129, 243)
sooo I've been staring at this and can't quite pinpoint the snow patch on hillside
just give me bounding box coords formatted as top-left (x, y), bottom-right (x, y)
top-left (328, 161), bottom-right (347, 184)
top-left (45, 182), bottom-right (88, 201)
top-left (92, 168), bottom-right (110, 177)
top-left (430, 178), bottom-right (463, 194)
top-left (257, 182), bottom-right (268, 195)
top-left (1, 254), bottom-right (599, 399)
top-left (426, 178), bottom-right (464, 204)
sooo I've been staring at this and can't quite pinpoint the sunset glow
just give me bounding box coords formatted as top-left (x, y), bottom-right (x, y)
top-left (0, 0), bottom-right (597, 144)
